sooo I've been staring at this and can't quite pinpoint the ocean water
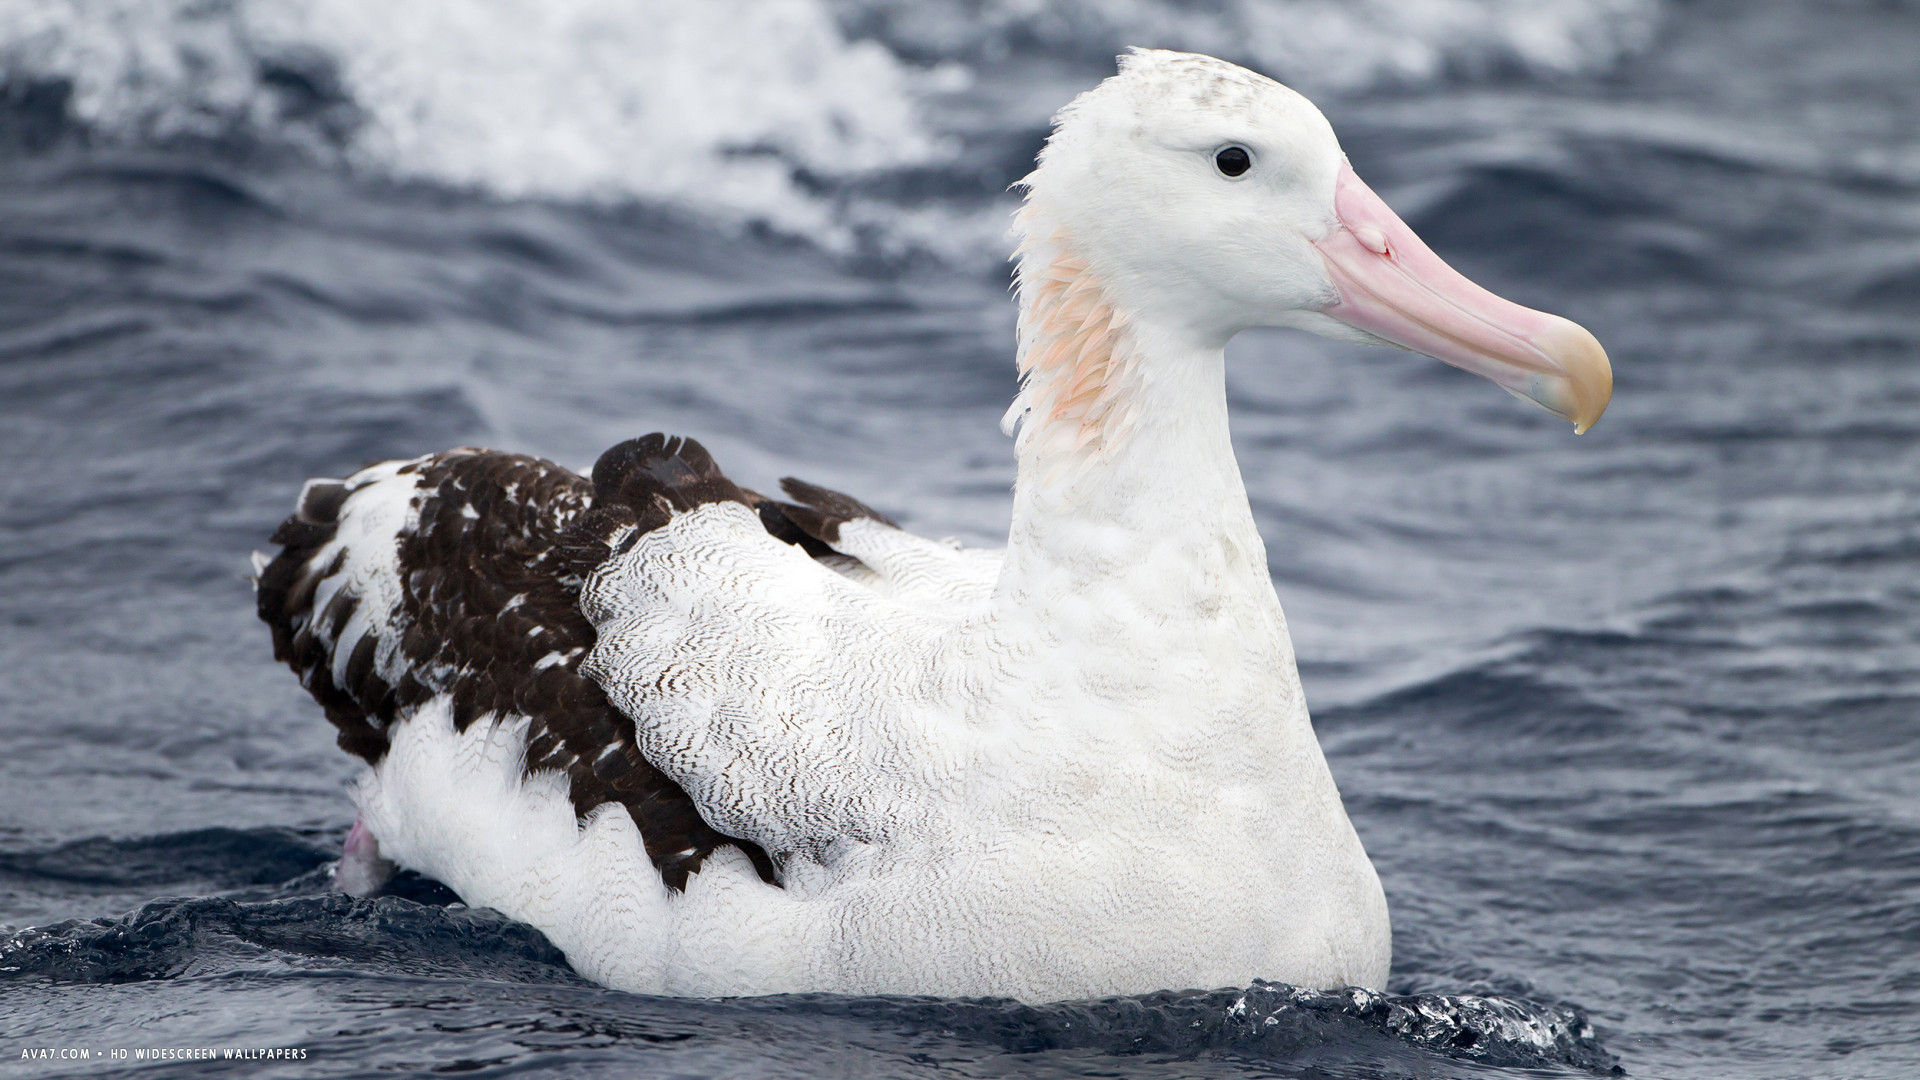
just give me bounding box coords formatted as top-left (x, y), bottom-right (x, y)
top-left (1, 0), bottom-right (1916, 1076)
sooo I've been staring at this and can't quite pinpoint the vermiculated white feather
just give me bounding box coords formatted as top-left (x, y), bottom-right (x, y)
top-left (261, 45), bottom-right (1615, 1003)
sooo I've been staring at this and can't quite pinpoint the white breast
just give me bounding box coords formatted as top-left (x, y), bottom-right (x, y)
top-left (356, 492), bottom-right (1390, 1002)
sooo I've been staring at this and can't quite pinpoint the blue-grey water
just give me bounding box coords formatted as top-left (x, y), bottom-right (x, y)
top-left (1, 0), bottom-right (1916, 1076)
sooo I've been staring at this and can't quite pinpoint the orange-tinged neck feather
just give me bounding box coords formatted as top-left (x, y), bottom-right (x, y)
top-left (1010, 218), bottom-right (1140, 459)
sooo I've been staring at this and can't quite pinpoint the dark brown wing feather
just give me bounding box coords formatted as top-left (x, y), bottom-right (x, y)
top-left (772, 476), bottom-right (900, 545)
top-left (256, 440), bottom-right (826, 890)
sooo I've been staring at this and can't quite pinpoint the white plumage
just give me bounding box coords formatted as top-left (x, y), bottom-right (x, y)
top-left (362, 476), bottom-right (1390, 999)
top-left (264, 48), bottom-right (1612, 1004)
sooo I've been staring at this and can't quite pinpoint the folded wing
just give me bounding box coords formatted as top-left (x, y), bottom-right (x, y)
top-left (574, 437), bottom-right (978, 866)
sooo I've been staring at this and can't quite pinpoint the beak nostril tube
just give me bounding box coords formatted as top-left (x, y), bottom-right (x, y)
top-left (1314, 161), bottom-right (1613, 433)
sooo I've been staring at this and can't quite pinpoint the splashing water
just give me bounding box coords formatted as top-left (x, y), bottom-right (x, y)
top-left (0, 0), bottom-right (1659, 247)
top-left (0, 0), bottom-right (949, 240)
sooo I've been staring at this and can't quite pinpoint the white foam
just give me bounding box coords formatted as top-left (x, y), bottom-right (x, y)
top-left (0, 0), bottom-right (954, 243)
top-left (0, 0), bottom-right (1660, 249)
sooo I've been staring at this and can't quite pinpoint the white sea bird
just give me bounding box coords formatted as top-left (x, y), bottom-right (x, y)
top-left (256, 49), bottom-right (1611, 1004)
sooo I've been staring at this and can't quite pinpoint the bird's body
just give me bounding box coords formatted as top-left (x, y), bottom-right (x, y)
top-left (256, 49), bottom-right (1609, 1003)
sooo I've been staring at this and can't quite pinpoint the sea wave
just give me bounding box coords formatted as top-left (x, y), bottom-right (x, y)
top-left (0, 0), bottom-right (949, 243)
top-left (0, 828), bottom-right (1619, 1073)
top-left (0, 0), bottom-right (1662, 248)
top-left (843, 0), bottom-right (1662, 89)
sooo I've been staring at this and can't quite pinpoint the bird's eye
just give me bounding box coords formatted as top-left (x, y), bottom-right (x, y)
top-left (1214, 146), bottom-right (1252, 178)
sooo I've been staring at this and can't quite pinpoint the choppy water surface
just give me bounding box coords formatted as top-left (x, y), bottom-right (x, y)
top-left (2, 1), bottom-right (1917, 1076)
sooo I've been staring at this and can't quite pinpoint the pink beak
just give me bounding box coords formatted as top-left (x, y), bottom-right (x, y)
top-left (1313, 161), bottom-right (1613, 433)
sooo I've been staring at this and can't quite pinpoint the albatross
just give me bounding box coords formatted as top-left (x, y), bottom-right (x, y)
top-left (255, 49), bottom-right (1610, 1003)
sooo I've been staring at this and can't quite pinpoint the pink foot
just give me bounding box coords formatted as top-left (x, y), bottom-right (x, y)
top-left (334, 816), bottom-right (395, 896)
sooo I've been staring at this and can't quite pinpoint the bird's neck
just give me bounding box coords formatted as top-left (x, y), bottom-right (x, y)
top-left (995, 243), bottom-right (1274, 616)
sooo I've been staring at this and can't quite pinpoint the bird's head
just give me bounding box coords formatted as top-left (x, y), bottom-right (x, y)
top-left (1014, 49), bottom-right (1611, 443)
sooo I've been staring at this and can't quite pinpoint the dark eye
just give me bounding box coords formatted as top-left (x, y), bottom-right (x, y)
top-left (1214, 146), bottom-right (1251, 178)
